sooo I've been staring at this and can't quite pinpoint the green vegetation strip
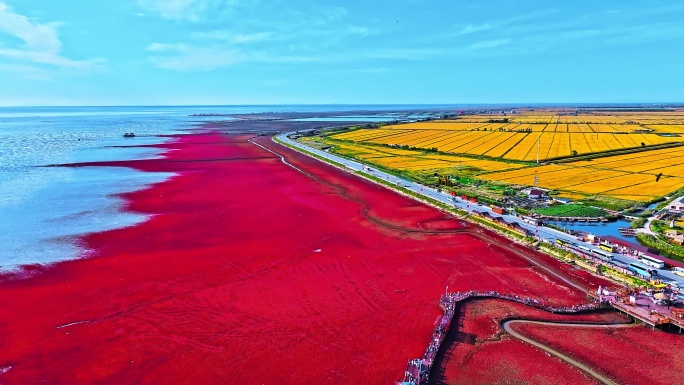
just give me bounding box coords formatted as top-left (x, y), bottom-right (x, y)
top-left (636, 233), bottom-right (684, 264)
top-left (533, 204), bottom-right (607, 218)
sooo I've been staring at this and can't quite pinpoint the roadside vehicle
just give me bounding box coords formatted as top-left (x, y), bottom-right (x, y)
top-left (577, 245), bottom-right (592, 254)
top-left (638, 254), bottom-right (665, 269)
top-left (591, 248), bottom-right (613, 262)
top-left (629, 262), bottom-right (655, 278)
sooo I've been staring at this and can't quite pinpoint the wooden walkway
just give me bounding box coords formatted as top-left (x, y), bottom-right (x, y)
top-left (611, 301), bottom-right (670, 329)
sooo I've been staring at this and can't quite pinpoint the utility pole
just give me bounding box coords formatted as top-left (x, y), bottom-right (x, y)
top-left (537, 134), bottom-right (541, 164)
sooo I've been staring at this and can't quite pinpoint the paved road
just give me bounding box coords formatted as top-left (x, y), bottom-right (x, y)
top-left (275, 132), bottom-right (684, 287)
top-left (639, 216), bottom-right (656, 236)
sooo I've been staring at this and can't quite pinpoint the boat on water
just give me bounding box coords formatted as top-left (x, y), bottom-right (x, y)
top-left (618, 227), bottom-right (637, 237)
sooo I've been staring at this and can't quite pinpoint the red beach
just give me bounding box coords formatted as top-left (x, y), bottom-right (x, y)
top-left (0, 131), bottom-right (666, 384)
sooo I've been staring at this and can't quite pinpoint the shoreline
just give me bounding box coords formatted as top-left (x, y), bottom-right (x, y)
top-left (0, 135), bottom-right (175, 273)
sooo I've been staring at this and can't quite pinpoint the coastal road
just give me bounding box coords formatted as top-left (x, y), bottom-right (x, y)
top-left (276, 132), bottom-right (684, 287)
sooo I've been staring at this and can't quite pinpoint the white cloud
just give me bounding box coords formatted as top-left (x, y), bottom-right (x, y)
top-left (0, 62), bottom-right (49, 80)
top-left (148, 48), bottom-right (241, 71)
top-left (137, 0), bottom-right (239, 21)
top-left (342, 67), bottom-right (392, 74)
top-left (560, 29), bottom-right (601, 39)
top-left (192, 30), bottom-right (273, 44)
top-left (145, 3), bottom-right (379, 72)
top-left (0, 2), bottom-right (104, 72)
top-left (0, 3), bottom-right (60, 52)
top-left (146, 42), bottom-right (318, 71)
top-left (452, 24), bottom-right (491, 36)
top-left (469, 38), bottom-right (511, 50)
top-left (147, 42), bottom-right (187, 52)
top-left (0, 48), bottom-right (103, 69)
top-left (362, 47), bottom-right (440, 61)
top-left (320, 5), bottom-right (347, 21)
top-left (347, 25), bottom-right (371, 37)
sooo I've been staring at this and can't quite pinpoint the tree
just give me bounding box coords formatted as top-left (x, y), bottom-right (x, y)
top-left (571, 150), bottom-right (578, 156)
top-left (641, 142), bottom-right (646, 147)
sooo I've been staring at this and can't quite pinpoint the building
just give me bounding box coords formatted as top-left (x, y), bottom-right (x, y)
top-left (506, 221), bottom-right (525, 234)
top-left (478, 211), bottom-right (493, 220)
top-left (666, 230), bottom-right (684, 245)
top-left (528, 189), bottom-right (544, 200)
top-left (668, 196), bottom-right (684, 212)
top-left (492, 216), bottom-right (505, 225)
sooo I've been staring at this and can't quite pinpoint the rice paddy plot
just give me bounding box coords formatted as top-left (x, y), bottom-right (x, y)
top-left (330, 142), bottom-right (528, 174)
top-left (332, 124), bottom-right (682, 162)
top-left (480, 145), bottom-right (684, 200)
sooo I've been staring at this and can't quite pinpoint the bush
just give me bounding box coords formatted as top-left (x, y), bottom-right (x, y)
top-left (631, 217), bottom-right (646, 229)
top-left (651, 219), bottom-right (667, 234)
top-left (515, 207), bottom-right (530, 215)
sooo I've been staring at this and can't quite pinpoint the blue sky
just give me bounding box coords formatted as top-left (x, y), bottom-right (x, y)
top-left (0, 0), bottom-right (683, 106)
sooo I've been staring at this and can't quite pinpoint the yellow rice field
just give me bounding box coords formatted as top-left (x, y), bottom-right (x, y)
top-left (326, 111), bottom-right (684, 202)
top-left (480, 146), bottom-right (684, 201)
top-left (331, 122), bottom-right (681, 161)
top-left (331, 142), bottom-right (525, 173)
top-left (455, 109), bottom-right (684, 125)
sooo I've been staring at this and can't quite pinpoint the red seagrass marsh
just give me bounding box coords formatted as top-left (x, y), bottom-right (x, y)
top-left (511, 321), bottom-right (684, 385)
top-left (0, 131), bottom-right (662, 384)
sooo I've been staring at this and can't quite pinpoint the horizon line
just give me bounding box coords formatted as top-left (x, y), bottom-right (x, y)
top-left (1, 102), bottom-right (683, 109)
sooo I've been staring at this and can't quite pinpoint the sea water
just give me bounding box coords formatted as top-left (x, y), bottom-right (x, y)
top-left (0, 107), bottom-right (189, 270)
top-left (1, 105), bottom-right (447, 270)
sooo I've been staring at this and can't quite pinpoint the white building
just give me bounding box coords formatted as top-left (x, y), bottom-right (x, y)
top-left (528, 188), bottom-right (544, 200)
top-left (669, 196), bottom-right (684, 212)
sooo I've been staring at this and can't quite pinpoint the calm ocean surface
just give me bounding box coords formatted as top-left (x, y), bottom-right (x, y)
top-left (0, 105), bottom-right (448, 271)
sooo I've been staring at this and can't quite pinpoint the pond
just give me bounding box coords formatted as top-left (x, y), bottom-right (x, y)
top-left (547, 217), bottom-right (636, 243)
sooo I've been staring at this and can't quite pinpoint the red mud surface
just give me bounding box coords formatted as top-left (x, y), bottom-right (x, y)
top-left (512, 322), bottom-right (684, 385)
top-left (0, 132), bottom-right (649, 384)
top-left (431, 299), bottom-right (630, 385)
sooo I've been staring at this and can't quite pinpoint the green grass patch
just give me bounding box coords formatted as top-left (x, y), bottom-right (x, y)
top-left (533, 204), bottom-right (607, 218)
top-left (578, 196), bottom-right (634, 211)
top-left (630, 217), bottom-right (646, 229)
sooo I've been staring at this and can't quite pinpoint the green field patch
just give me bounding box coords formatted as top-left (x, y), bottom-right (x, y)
top-left (533, 204), bottom-right (607, 218)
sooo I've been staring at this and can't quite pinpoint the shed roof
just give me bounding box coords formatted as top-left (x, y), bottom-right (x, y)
top-left (671, 196), bottom-right (684, 205)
